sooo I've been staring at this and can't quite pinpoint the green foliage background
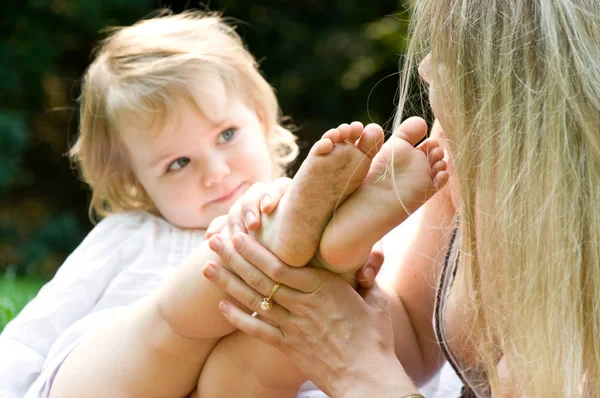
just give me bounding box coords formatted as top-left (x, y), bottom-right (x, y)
top-left (1, 0), bottom-right (423, 328)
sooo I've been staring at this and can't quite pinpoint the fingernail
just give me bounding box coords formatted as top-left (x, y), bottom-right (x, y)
top-left (245, 211), bottom-right (257, 227)
top-left (260, 195), bottom-right (271, 211)
top-left (203, 262), bottom-right (217, 280)
top-left (219, 301), bottom-right (230, 314)
top-left (208, 236), bottom-right (222, 252)
top-left (232, 234), bottom-right (246, 251)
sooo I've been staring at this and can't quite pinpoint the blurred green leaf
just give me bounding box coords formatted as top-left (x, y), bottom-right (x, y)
top-left (0, 276), bottom-right (46, 331)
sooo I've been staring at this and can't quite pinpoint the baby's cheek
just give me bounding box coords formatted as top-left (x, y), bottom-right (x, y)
top-left (155, 190), bottom-right (190, 223)
top-left (243, 149), bottom-right (273, 182)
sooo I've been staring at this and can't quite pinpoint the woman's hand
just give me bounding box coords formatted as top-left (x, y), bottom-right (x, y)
top-left (206, 178), bottom-right (383, 288)
top-left (202, 232), bottom-right (418, 397)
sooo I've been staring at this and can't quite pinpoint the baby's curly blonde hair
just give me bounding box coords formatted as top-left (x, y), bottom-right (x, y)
top-left (70, 10), bottom-right (298, 219)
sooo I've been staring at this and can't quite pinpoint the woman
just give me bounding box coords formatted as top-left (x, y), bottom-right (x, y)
top-left (203, 0), bottom-right (600, 396)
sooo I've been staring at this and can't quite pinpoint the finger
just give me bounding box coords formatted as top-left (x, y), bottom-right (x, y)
top-left (208, 234), bottom-right (306, 308)
top-left (355, 256), bottom-right (374, 288)
top-left (260, 177), bottom-right (292, 214)
top-left (205, 215), bottom-right (228, 239)
top-left (227, 199), bottom-right (247, 236)
top-left (355, 242), bottom-right (385, 288)
top-left (202, 261), bottom-right (288, 322)
top-left (217, 300), bottom-right (285, 350)
top-left (369, 241), bottom-right (385, 277)
top-left (231, 233), bottom-right (323, 294)
top-left (237, 183), bottom-right (268, 231)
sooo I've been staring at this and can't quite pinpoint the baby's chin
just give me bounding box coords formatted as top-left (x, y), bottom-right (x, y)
top-left (157, 204), bottom-right (229, 231)
top-left (163, 214), bottom-right (216, 231)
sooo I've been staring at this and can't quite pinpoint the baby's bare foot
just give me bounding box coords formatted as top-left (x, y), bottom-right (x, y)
top-left (253, 122), bottom-right (384, 267)
top-left (318, 117), bottom-right (448, 272)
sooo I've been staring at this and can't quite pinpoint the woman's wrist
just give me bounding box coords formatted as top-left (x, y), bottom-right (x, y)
top-left (331, 356), bottom-right (419, 398)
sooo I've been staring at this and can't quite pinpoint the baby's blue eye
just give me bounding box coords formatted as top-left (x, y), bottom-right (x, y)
top-left (167, 157), bottom-right (190, 172)
top-left (218, 128), bottom-right (236, 143)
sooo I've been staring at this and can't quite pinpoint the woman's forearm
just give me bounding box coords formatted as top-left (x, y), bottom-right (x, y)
top-left (331, 356), bottom-right (419, 398)
top-left (379, 189), bottom-right (457, 384)
top-left (379, 281), bottom-right (432, 385)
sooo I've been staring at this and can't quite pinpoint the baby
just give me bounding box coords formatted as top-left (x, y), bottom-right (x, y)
top-left (0, 10), bottom-right (447, 398)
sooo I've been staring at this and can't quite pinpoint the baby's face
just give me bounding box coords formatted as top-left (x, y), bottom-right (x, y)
top-left (122, 92), bottom-right (273, 230)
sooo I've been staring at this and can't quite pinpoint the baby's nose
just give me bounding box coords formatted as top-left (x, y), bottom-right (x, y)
top-left (201, 157), bottom-right (231, 187)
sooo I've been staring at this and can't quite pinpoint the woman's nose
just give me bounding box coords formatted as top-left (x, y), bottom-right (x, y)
top-left (418, 53), bottom-right (433, 85)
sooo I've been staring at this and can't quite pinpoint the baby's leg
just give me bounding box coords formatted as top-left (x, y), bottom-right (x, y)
top-left (253, 122), bottom-right (384, 267)
top-left (50, 241), bottom-right (243, 398)
top-left (194, 330), bottom-right (306, 398)
top-left (318, 118), bottom-right (448, 273)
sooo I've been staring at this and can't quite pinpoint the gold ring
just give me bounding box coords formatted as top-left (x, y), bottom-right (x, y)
top-left (260, 283), bottom-right (281, 311)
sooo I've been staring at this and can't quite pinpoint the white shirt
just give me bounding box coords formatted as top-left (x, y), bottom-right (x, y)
top-left (0, 211), bottom-right (325, 397)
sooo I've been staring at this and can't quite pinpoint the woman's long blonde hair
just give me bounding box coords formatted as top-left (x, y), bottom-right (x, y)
top-left (398, 0), bottom-right (600, 395)
top-left (71, 10), bottom-right (298, 219)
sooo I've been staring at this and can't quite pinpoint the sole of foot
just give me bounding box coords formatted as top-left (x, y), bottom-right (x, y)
top-left (254, 122), bottom-right (384, 267)
top-left (318, 117), bottom-right (449, 272)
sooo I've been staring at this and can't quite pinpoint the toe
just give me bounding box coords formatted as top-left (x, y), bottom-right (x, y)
top-left (310, 138), bottom-right (334, 156)
top-left (347, 121), bottom-right (364, 143)
top-left (428, 146), bottom-right (445, 166)
top-left (393, 116), bottom-right (428, 146)
top-left (322, 128), bottom-right (340, 142)
top-left (432, 159), bottom-right (447, 176)
top-left (434, 170), bottom-right (449, 189)
top-left (417, 138), bottom-right (440, 160)
top-left (336, 123), bottom-right (352, 141)
top-left (357, 124), bottom-right (384, 158)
